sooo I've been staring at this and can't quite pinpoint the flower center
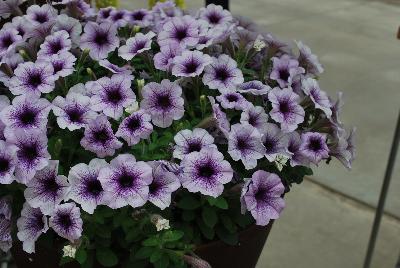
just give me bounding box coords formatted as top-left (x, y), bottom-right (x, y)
top-left (236, 137), bottom-right (250, 151)
top-left (44, 176), bottom-right (60, 193)
top-left (93, 129), bottom-right (110, 144)
top-left (53, 61), bottom-right (65, 73)
top-left (149, 180), bottom-right (160, 194)
top-left (19, 109), bottom-right (36, 125)
top-left (215, 67), bottom-right (229, 82)
top-left (1, 35), bottom-right (14, 48)
top-left (94, 31), bottom-right (109, 46)
top-left (86, 179), bottom-right (103, 197)
top-left (248, 114), bottom-right (258, 127)
top-left (279, 100), bottom-right (290, 114)
top-left (66, 108), bottom-right (83, 123)
top-left (28, 73), bottom-right (43, 88)
top-left (263, 137), bottom-right (276, 153)
top-left (308, 138), bottom-right (322, 152)
top-left (118, 173), bottom-right (134, 188)
top-left (207, 12), bottom-right (221, 24)
top-left (198, 162), bottom-right (215, 178)
top-left (32, 213), bottom-right (45, 231)
top-left (133, 41), bottom-right (146, 52)
top-left (184, 60), bottom-right (199, 74)
top-left (106, 88), bottom-right (123, 104)
top-left (49, 40), bottom-right (63, 55)
top-left (226, 94), bottom-right (238, 102)
top-left (255, 188), bottom-right (266, 201)
top-left (187, 141), bottom-right (202, 153)
top-left (35, 13), bottom-right (48, 24)
top-left (21, 144), bottom-right (38, 161)
top-left (127, 117), bottom-right (141, 131)
top-left (0, 158), bottom-right (10, 173)
top-left (112, 11), bottom-right (124, 20)
top-left (279, 69), bottom-right (290, 81)
top-left (156, 95), bottom-right (171, 109)
top-left (58, 213), bottom-right (72, 229)
top-left (132, 11), bottom-right (145, 21)
top-left (175, 28), bottom-right (188, 41)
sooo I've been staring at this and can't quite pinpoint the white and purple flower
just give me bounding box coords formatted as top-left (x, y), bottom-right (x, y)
top-left (80, 21), bottom-right (119, 60)
top-left (203, 54), bottom-right (244, 93)
top-left (302, 77), bottom-right (332, 118)
top-left (115, 110), bottom-right (153, 146)
top-left (241, 170), bottom-right (285, 226)
top-left (49, 203), bottom-right (83, 242)
top-left (0, 140), bottom-right (18, 184)
top-left (157, 15), bottom-right (199, 48)
top-left (172, 50), bottom-right (212, 77)
top-left (154, 43), bottom-right (183, 72)
top-left (216, 91), bottom-right (250, 110)
top-left (89, 74), bottom-right (135, 120)
top-left (270, 55), bottom-right (304, 88)
top-left (173, 128), bottom-right (216, 160)
top-left (237, 80), bottom-right (270, 96)
top-left (295, 40), bottom-right (324, 76)
top-left (240, 106), bottom-right (269, 133)
top-left (118, 31), bottom-right (155, 60)
top-left (37, 30), bottom-right (71, 59)
top-left (181, 148), bottom-right (233, 197)
top-left (40, 51), bottom-right (76, 80)
top-left (197, 4), bottom-right (232, 27)
top-left (141, 79), bottom-right (184, 128)
top-left (299, 132), bottom-right (329, 164)
top-left (0, 28), bottom-right (22, 59)
top-left (261, 123), bottom-right (288, 162)
top-left (68, 159), bottom-right (110, 214)
top-left (98, 154), bottom-right (152, 209)
top-left (16, 203), bottom-right (48, 253)
top-left (228, 123), bottom-right (265, 170)
top-left (268, 87), bottom-right (305, 132)
top-left (80, 116), bottom-right (122, 157)
top-left (24, 160), bottom-right (69, 215)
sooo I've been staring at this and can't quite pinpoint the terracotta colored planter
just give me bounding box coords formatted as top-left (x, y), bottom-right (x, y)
top-left (195, 221), bottom-right (274, 268)
top-left (11, 222), bottom-right (273, 268)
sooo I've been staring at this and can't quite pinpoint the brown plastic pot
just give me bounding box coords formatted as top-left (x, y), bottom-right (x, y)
top-left (11, 222), bottom-right (273, 268)
top-left (195, 221), bottom-right (274, 268)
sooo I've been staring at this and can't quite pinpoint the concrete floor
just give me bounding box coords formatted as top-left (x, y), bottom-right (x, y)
top-left (119, 0), bottom-right (400, 267)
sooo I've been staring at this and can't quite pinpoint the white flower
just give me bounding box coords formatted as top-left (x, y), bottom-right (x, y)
top-left (125, 101), bottom-right (139, 114)
top-left (274, 154), bottom-right (289, 171)
top-left (151, 215), bottom-right (170, 231)
top-left (62, 245), bottom-right (77, 258)
top-left (253, 35), bottom-right (266, 52)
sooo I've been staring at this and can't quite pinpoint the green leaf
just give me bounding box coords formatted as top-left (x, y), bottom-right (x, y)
top-left (202, 207), bottom-right (218, 228)
top-left (142, 236), bottom-right (160, 247)
top-left (177, 195), bottom-right (201, 210)
top-left (154, 254), bottom-right (169, 268)
top-left (162, 230), bottom-right (184, 242)
top-left (96, 248), bottom-right (118, 267)
top-left (75, 247), bottom-right (88, 264)
top-left (135, 247), bottom-right (154, 259)
top-left (197, 219), bottom-right (215, 240)
top-left (207, 196), bottom-right (228, 209)
top-left (150, 249), bottom-right (163, 263)
top-left (216, 226), bottom-right (238, 246)
top-left (182, 210), bottom-right (195, 221)
top-left (220, 214), bottom-right (236, 233)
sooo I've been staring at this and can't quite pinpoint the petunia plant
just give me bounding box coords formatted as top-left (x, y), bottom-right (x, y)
top-left (0, 1), bottom-right (355, 267)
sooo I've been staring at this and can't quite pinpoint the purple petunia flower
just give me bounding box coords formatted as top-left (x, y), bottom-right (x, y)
top-left (67, 159), bottom-right (110, 214)
top-left (17, 203), bottom-right (48, 253)
top-left (0, 140), bottom-right (18, 184)
top-left (181, 148), bottom-right (233, 197)
top-left (195, 19), bottom-right (222, 50)
top-left (329, 127), bottom-right (356, 169)
top-left (49, 203), bottom-right (83, 242)
top-left (268, 87), bottom-right (305, 133)
top-left (9, 61), bottom-right (56, 96)
top-left (172, 50), bottom-right (212, 77)
top-left (286, 131), bottom-right (309, 167)
top-left (0, 96), bottom-right (9, 139)
top-left (0, 197), bottom-right (12, 252)
top-left (208, 96), bottom-right (230, 138)
top-left (118, 31), bottom-right (156, 60)
top-left (127, 9), bottom-right (152, 27)
top-left (80, 21), bottom-right (119, 60)
top-left (99, 59), bottom-right (132, 75)
top-left (5, 16), bottom-right (30, 41)
top-left (240, 106), bottom-right (269, 133)
top-left (7, 129), bottom-right (50, 184)
top-left (173, 128), bottom-right (216, 160)
top-left (241, 170), bottom-right (285, 226)
top-left (299, 132), bottom-right (329, 164)
top-left (295, 40), bottom-right (324, 76)
top-left (98, 154), bottom-right (153, 209)
top-left (25, 4), bottom-right (57, 26)
top-left (154, 43), bottom-right (183, 72)
top-left (0, 53), bottom-right (23, 87)
top-left (97, 7), bottom-right (114, 21)
top-left (203, 54), bottom-right (244, 93)
top-left (302, 77), bottom-right (332, 118)
top-left (197, 4), bottom-right (233, 27)
top-left (115, 110), bottom-right (153, 146)
top-left (89, 74), bottom-right (135, 119)
top-left (147, 161), bottom-right (180, 209)
top-left (52, 92), bottom-right (97, 131)
top-left (158, 15), bottom-right (199, 48)
top-left (228, 123), bottom-right (265, 170)
top-left (216, 91), bottom-right (250, 110)
top-left (141, 79), bottom-right (184, 128)
top-left (237, 80), bottom-right (271, 96)
top-left (0, 0), bottom-right (23, 19)
top-left (109, 9), bottom-right (128, 27)
top-left (270, 55), bottom-right (304, 88)
top-left (0, 94), bottom-right (51, 136)
top-left (52, 14), bottom-right (82, 46)
top-left (80, 116), bottom-right (122, 157)
top-left (39, 51), bottom-right (76, 80)
top-left (260, 123), bottom-right (288, 162)
top-left (24, 160), bottom-right (69, 215)
top-left (37, 30), bottom-right (71, 59)
top-left (0, 28), bottom-right (22, 59)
